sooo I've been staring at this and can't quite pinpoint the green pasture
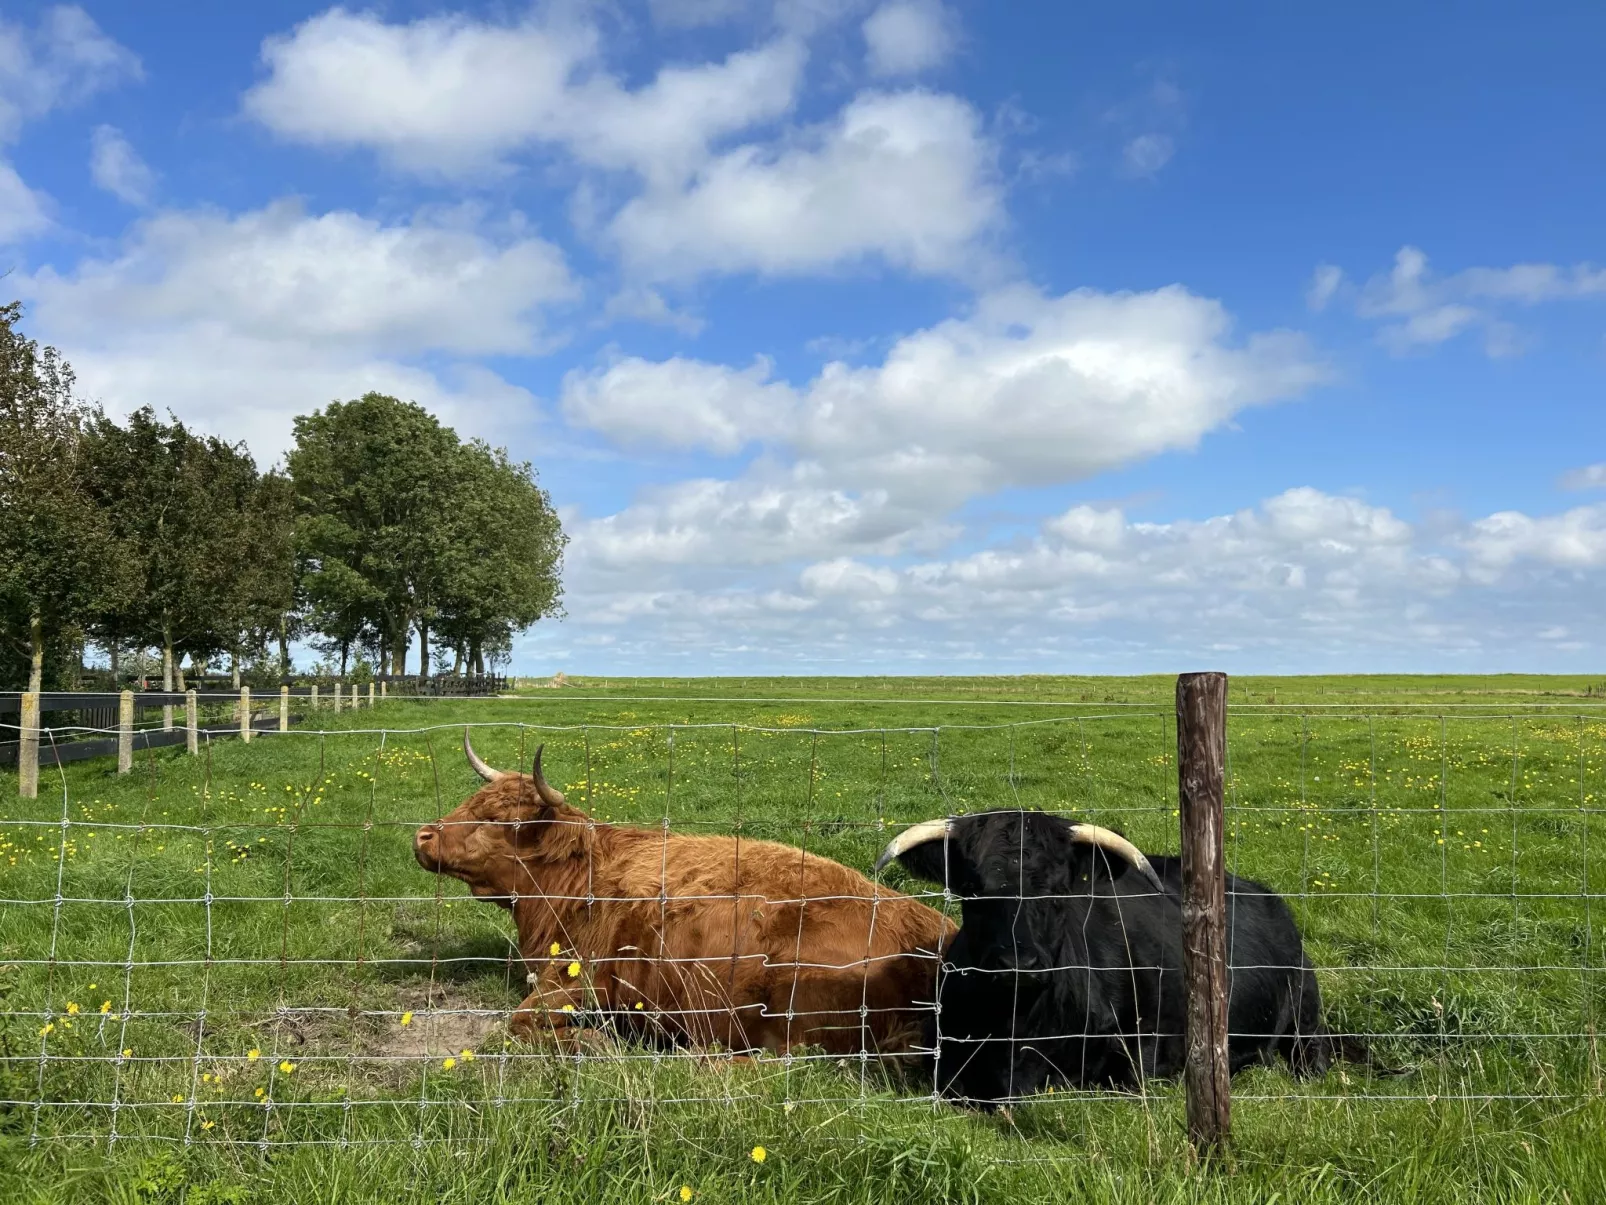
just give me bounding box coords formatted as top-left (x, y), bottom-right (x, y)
top-left (2, 674), bottom-right (1605, 1203)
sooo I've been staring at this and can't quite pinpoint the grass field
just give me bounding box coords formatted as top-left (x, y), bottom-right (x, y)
top-left (3, 674), bottom-right (1605, 1203)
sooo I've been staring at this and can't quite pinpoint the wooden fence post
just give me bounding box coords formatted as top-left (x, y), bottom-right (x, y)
top-left (380, 681), bottom-right (386, 700)
top-left (1177, 670), bottom-right (1230, 1156)
top-left (310, 684), bottom-right (319, 712)
top-left (368, 682), bottom-right (375, 708)
top-left (280, 685), bottom-right (290, 732)
top-left (118, 690), bottom-right (134, 775)
top-left (17, 691), bottom-right (39, 798)
top-left (240, 686), bottom-right (252, 744)
top-left (186, 690), bottom-right (198, 756)
top-left (333, 682), bottom-right (342, 711)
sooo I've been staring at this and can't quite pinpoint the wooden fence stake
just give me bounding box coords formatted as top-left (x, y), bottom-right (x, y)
top-left (186, 690), bottom-right (198, 756)
top-left (240, 686), bottom-right (252, 744)
top-left (380, 681), bottom-right (386, 700)
top-left (333, 682), bottom-right (342, 711)
top-left (280, 685), bottom-right (290, 731)
top-left (1177, 670), bottom-right (1230, 1156)
top-left (310, 684), bottom-right (319, 712)
top-left (368, 682), bottom-right (375, 708)
top-left (118, 690), bottom-right (134, 775)
top-left (18, 691), bottom-right (39, 798)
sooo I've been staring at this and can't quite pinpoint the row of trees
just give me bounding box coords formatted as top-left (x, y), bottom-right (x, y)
top-left (0, 303), bottom-right (566, 692)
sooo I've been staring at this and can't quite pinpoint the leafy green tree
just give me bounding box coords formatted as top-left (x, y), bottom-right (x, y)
top-left (433, 440), bottom-right (566, 674)
top-left (81, 407), bottom-right (266, 692)
top-left (288, 393), bottom-right (461, 675)
top-left (0, 303), bottom-right (122, 691)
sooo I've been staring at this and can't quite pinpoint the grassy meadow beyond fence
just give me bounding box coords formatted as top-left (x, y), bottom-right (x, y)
top-left (2, 674), bottom-right (1605, 1203)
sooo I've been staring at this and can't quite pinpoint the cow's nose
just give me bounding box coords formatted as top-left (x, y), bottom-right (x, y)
top-left (414, 824), bottom-right (441, 852)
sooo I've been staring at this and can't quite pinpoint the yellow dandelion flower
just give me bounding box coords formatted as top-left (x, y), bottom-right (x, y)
top-left (202, 1073), bottom-right (213, 1084)
top-left (200, 1119), bottom-right (215, 1131)
top-left (680, 1188), bottom-right (694, 1203)
top-left (443, 1056), bottom-right (458, 1070)
top-left (400, 1011), bottom-right (413, 1027)
top-left (549, 942), bottom-right (562, 957)
top-left (635, 1001), bottom-right (644, 1010)
top-left (99, 1000), bottom-right (112, 1014)
top-left (65, 1002), bottom-right (80, 1015)
top-left (561, 1004), bottom-right (575, 1013)
top-left (88, 983), bottom-right (96, 990)
top-left (38, 1022), bottom-right (53, 1036)
top-left (121, 1048), bottom-right (132, 1058)
top-left (171, 1094), bottom-right (185, 1104)
top-left (247, 1048), bottom-right (261, 1061)
top-left (567, 961), bottom-right (581, 978)
top-left (750, 1146), bottom-right (767, 1164)
top-left (278, 1060), bottom-right (296, 1074)
top-left (254, 1088), bottom-right (265, 1099)
top-left (460, 1049), bottom-right (475, 1062)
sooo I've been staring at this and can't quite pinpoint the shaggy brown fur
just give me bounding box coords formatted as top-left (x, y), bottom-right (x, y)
top-left (414, 746), bottom-right (954, 1057)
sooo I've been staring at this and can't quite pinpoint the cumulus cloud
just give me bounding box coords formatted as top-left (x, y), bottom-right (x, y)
top-left (1343, 246), bottom-right (1606, 356)
top-left (863, 0), bottom-right (956, 77)
top-left (1306, 263), bottom-right (1343, 311)
top-left (0, 6), bottom-right (140, 242)
top-left (565, 281), bottom-right (1327, 542)
top-left (89, 125), bottom-right (157, 206)
top-left (0, 5), bottom-right (141, 139)
top-left (245, 8), bottom-right (804, 184)
top-left (540, 486), bottom-right (1606, 673)
top-left (609, 89), bottom-right (1002, 280)
top-left (1120, 132), bottom-right (1174, 178)
top-left (1560, 464), bottom-right (1606, 491)
top-left (22, 201), bottom-right (572, 457)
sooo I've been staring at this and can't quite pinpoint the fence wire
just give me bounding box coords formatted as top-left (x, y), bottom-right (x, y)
top-left (0, 705), bottom-right (1601, 1149)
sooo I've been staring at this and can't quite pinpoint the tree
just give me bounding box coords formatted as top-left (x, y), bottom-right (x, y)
top-left (288, 394), bottom-right (461, 675)
top-left (433, 440), bottom-right (566, 674)
top-left (0, 303), bottom-right (121, 691)
top-left (81, 407), bottom-right (268, 692)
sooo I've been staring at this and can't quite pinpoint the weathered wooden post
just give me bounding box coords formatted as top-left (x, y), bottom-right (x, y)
top-left (118, 690), bottom-right (134, 775)
top-left (380, 680), bottom-right (386, 700)
top-left (280, 685), bottom-right (290, 731)
top-left (310, 684), bottom-right (319, 712)
top-left (333, 681), bottom-right (343, 711)
top-left (17, 691), bottom-right (39, 798)
top-left (368, 682), bottom-right (375, 708)
top-left (240, 686), bottom-right (252, 744)
top-left (1177, 671), bottom-right (1230, 1155)
top-left (185, 689), bottom-right (198, 756)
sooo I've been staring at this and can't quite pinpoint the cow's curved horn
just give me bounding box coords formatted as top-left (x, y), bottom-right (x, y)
top-left (463, 729), bottom-right (505, 782)
top-left (874, 818), bottom-right (951, 874)
top-left (529, 744), bottom-right (567, 807)
top-left (1069, 824), bottom-right (1166, 894)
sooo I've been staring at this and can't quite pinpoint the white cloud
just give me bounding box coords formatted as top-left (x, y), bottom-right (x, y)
top-left (609, 89), bottom-right (1003, 279)
top-left (562, 355), bottom-right (795, 454)
top-left (1120, 133), bottom-right (1174, 178)
top-left (0, 5), bottom-right (141, 139)
top-left (537, 485), bottom-right (1606, 673)
top-left (1306, 263), bottom-right (1343, 312)
top-left (863, 0), bottom-right (955, 77)
top-left (1560, 464), bottom-right (1606, 491)
top-left (1461, 505), bottom-right (1606, 580)
top-left (245, 8), bottom-right (804, 184)
top-left (0, 160), bottom-right (49, 242)
top-left (22, 200), bottom-right (572, 458)
top-left (1349, 246), bottom-right (1606, 356)
top-left (562, 282), bottom-right (1326, 573)
top-left (89, 125), bottom-right (156, 206)
top-left (0, 6), bottom-right (140, 243)
top-left (647, 0), bottom-right (753, 27)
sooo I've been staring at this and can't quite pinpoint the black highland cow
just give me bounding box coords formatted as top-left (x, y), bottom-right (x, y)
top-left (876, 810), bottom-right (1378, 1106)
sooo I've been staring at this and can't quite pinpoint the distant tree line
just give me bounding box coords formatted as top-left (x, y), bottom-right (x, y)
top-left (0, 304), bottom-right (566, 693)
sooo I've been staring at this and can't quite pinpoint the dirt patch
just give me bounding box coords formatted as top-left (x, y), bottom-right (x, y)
top-left (372, 980), bottom-right (508, 1058)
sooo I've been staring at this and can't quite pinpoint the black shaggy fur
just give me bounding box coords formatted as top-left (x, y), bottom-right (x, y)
top-left (894, 810), bottom-right (1379, 1106)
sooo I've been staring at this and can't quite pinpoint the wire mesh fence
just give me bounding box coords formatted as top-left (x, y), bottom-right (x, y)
top-left (1, 699), bottom-right (1601, 1151)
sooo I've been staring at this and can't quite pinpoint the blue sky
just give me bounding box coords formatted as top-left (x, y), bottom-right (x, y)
top-left (6, 1), bottom-right (1605, 674)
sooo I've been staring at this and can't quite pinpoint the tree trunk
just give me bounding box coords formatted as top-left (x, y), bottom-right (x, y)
top-left (451, 644), bottom-right (462, 677)
top-left (175, 658), bottom-right (187, 691)
top-left (392, 623), bottom-right (407, 677)
top-left (163, 642), bottom-right (174, 694)
top-left (469, 638), bottom-right (484, 677)
top-left (278, 615), bottom-right (290, 679)
top-left (340, 639), bottom-right (349, 678)
top-left (27, 612), bottom-right (44, 693)
top-left (419, 619), bottom-right (430, 680)
top-left (109, 640), bottom-right (120, 683)
top-left (231, 652), bottom-right (241, 691)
